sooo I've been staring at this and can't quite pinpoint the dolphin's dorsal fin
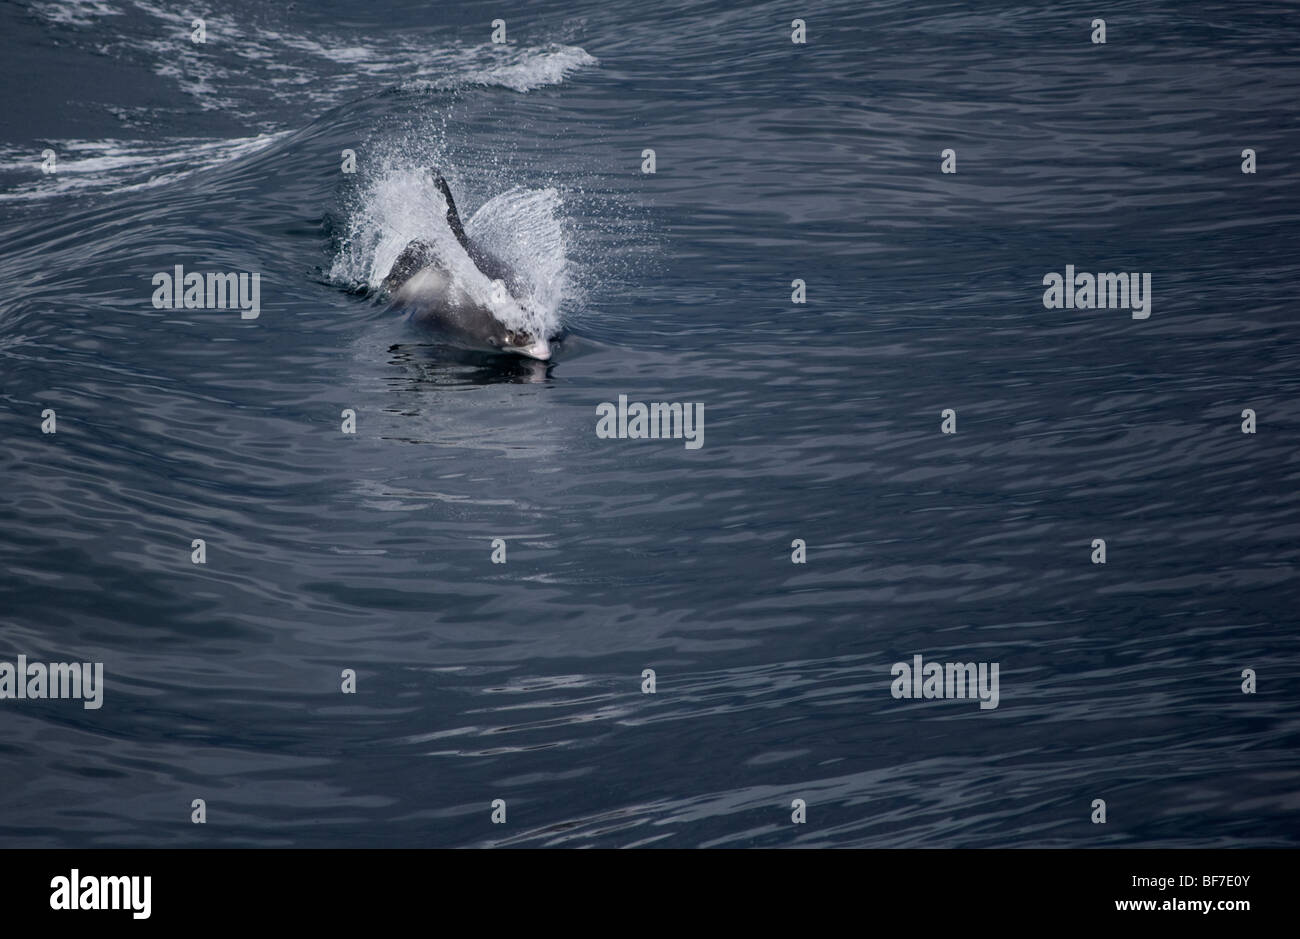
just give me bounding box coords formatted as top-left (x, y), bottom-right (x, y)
top-left (434, 174), bottom-right (471, 253)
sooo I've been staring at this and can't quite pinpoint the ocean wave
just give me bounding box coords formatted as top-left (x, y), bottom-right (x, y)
top-left (0, 134), bottom-right (286, 203)
top-left (29, 0), bottom-right (598, 115)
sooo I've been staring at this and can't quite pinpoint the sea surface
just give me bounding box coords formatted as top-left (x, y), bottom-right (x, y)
top-left (1, 0), bottom-right (1298, 847)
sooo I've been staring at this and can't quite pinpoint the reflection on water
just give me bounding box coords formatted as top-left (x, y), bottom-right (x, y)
top-left (386, 342), bottom-right (558, 387)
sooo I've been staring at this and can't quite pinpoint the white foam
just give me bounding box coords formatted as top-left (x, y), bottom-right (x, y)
top-left (30, 0), bottom-right (122, 27)
top-left (404, 45), bottom-right (599, 93)
top-left (459, 45), bottom-right (599, 93)
top-left (35, 0), bottom-right (597, 113)
top-left (0, 134), bottom-right (285, 203)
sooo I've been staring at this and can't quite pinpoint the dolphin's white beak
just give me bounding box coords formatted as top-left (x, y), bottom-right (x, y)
top-left (514, 337), bottom-right (551, 361)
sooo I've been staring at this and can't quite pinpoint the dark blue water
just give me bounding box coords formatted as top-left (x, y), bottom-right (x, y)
top-left (1, 0), bottom-right (1298, 847)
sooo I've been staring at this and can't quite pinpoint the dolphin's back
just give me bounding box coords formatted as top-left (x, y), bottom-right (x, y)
top-left (382, 239), bottom-right (437, 294)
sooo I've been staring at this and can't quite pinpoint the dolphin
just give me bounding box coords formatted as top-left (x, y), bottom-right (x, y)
top-left (382, 175), bottom-right (553, 361)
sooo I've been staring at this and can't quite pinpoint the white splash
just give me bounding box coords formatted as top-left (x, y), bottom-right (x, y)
top-left (330, 166), bottom-right (570, 341)
top-left (466, 187), bottom-right (569, 328)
